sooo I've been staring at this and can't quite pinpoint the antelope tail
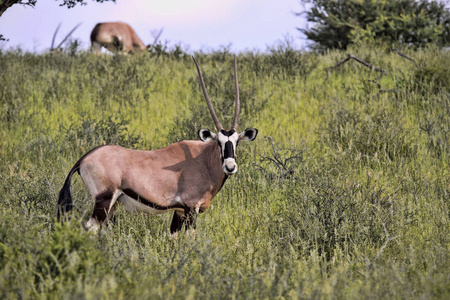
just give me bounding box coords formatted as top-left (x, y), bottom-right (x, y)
top-left (57, 161), bottom-right (80, 221)
top-left (57, 145), bottom-right (106, 221)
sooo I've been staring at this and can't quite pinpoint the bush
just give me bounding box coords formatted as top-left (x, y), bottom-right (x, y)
top-left (323, 99), bottom-right (417, 164)
top-left (62, 115), bottom-right (143, 152)
top-left (299, 0), bottom-right (450, 50)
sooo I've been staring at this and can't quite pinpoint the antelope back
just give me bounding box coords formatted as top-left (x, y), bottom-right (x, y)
top-left (90, 22), bottom-right (146, 53)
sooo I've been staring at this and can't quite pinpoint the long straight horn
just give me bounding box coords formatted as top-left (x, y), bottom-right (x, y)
top-left (51, 23), bottom-right (62, 51)
top-left (55, 22), bottom-right (82, 50)
top-left (192, 56), bottom-right (223, 131)
top-left (231, 55), bottom-right (240, 131)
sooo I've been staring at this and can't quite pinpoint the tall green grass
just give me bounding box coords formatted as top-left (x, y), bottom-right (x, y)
top-left (0, 45), bottom-right (448, 299)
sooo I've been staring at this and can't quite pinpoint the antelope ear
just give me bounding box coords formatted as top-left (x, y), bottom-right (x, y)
top-left (239, 128), bottom-right (258, 141)
top-left (198, 129), bottom-right (217, 142)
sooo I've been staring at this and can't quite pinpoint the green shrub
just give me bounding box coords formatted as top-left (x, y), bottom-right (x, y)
top-left (62, 115), bottom-right (143, 151)
top-left (323, 99), bottom-right (417, 165)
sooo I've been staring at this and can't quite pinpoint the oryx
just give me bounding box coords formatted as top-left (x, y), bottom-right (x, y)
top-left (90, 22), bottom-right (147, 54)
top-left (57, 57), bottom-right (258, 235)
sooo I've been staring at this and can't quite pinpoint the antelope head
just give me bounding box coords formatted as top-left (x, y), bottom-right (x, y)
top-left (193, 56), bottom-right (258, 175)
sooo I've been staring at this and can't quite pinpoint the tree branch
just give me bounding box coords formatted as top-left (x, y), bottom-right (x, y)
top-left (391, 48), bottom-right (417, 66)
top-left (326, 54), bottom-right (386, 74)
top-left (325, 54), bottom-right (397, 92)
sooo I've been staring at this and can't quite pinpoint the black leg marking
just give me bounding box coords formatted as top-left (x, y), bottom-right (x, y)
top-left (170, 211), bottom-right (184, 234)
top-left (169, 209), bottom-right (198, 234)
top-left (184, 208), bottom-right (197, 230)
top-left (92, 190), bottom-right (114, 223)
top-left (123, 188), bottom-right (185, 211)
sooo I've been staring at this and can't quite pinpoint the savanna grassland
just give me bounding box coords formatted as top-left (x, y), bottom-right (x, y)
top-left (0, 44), bottom-right (449, 299)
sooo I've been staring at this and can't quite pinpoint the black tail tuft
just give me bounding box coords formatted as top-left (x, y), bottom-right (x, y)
top-left (57, 163), bottom-right (80, 221)
top-left (57, 181), bottom-right (73, 221)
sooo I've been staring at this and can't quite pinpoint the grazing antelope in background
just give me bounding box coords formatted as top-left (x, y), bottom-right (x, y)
top-left (57, 56), bottom-right (258, 235)
top-left (90, 22), bottom-right (147, 54)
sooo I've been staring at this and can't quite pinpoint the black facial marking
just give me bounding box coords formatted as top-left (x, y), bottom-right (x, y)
top-left (123, 189), bottom-right (185, 211)
top-left (220, 129), bottom-right (236, 137)
top-left (223, 141), bottom-right (235, 159)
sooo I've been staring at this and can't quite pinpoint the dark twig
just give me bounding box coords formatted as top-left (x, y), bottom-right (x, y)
top-left (391, 48), bottom-right (417, 66)
top-left (328, 54), bottom-right (352, 70)
top-left (255, 137), bottom-right (304, 181)
top-left (267, 137), bottom-right (285, 167)
top-left (326, 54), bottom-right (386, 74)
top-left (325, 54), bottom-right (397, 92)
top-left (368, 80), bottom-right (397, 93)
top-left (349, 54), bottom-right (386, 73)
top-left (373, 211), bottom-right (398, 261)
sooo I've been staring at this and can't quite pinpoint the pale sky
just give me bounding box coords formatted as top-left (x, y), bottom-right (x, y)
top-left (0, 0), bottom-right (308, 53)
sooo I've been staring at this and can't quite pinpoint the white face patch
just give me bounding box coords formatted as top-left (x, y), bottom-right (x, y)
top-left (223, 158), bottom-right (238, 174)
top-left (217, 131), bottom-right (239, 175)
top-left (200, 128), bottom-right (257, 175)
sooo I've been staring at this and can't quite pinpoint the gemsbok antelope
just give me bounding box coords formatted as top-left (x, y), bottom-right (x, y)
top-left (57, 56), bottom-right (258, 235)
top-left (90, 22), bottom-right (147, 54)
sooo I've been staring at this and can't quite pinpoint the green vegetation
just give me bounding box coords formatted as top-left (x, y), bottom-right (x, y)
top-left (298, 0), bottom-right (450, 50)
top-left (0, 45), bottom-right (449, 299)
